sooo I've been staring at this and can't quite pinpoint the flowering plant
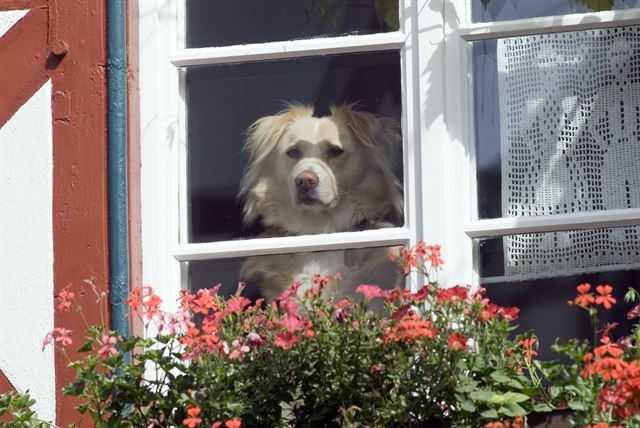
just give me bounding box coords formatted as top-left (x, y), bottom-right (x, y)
top-left (540, 283), bottom-right (640, 427)
top-left (35, 242), bottom-right (558, 427)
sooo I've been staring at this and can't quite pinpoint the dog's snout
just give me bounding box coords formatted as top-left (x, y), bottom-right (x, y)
top-left (295, 171), bottom-right (318, 190)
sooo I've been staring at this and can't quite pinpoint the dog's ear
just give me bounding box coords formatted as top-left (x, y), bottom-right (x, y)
top-left (239, 105), bottom-right (314, 225)
top-left (330, 104), bottom-right (403, 222)
top-left (329, 103), bottom-right (401, 161)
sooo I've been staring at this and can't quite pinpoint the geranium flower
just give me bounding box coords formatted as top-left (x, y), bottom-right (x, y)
top-left (356, 284), bottom-right (383, 301)
top-left (518, 337), bottom-right (538, 362)
top-left (595, 284), bottom-right (616, 309)
top-left (55, 283), bottom-right (75, 312)
top-left (97, 335), bottom-right (118, 359)
top-left (573, 283), bottom-right (595, 308)
top-left (183, 405), bottom-right (202, 427)
top-left (447, 333), bottom-right (468, 351)
top-left (225, 419), bottom-right (242, 428)
top-left (436, 285), bottom-right (469, 303)
top-left (274, 331), bottom-right (300, 350)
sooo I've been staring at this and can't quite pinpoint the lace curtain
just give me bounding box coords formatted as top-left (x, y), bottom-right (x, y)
top-left (497, 26), bottom-right (640, 280)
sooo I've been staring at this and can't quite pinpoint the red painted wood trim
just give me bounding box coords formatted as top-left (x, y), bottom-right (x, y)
top-left (49, 1), bottom-right (109, 426)
top-left (0, 0), bottom-right (47, 11)
top-left (0, 371), bottom-right (15, 422)
top-left (0, 370), bottom-right (15, 394)
top-left (0, 8), bottom-right (49, 128)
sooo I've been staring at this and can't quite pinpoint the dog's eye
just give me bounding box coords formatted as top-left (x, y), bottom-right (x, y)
top-left (326, 147), bottom-right (344, 158)
top-left (285, 147), bottom-right (301, 159)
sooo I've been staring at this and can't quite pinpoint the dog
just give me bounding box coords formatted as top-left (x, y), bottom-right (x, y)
top-left (238, 103), bottom-right (404, 301)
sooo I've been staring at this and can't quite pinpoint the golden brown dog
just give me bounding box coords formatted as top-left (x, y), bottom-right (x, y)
top-left (239, 104), bottom-right (403, 300)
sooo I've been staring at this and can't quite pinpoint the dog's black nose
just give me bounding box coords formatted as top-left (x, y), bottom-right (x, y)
top-left (295, 171), bottom-right (318, 190)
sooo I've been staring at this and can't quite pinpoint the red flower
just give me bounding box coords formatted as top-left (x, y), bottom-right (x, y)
top-left (436, 285), bottom-right (469, 303)
top-left (225, 420), bottom-right (242, 428)
top-left (447, 333), bottom-right (468, 351)
top-left (183, 406), bottom-right (202, 428)
top-left (499, 306), bottom-right (519, 321)
top-left (595, 284), bottom-right (616, 309)
top-left (356, 284), bottom-right (383, 301)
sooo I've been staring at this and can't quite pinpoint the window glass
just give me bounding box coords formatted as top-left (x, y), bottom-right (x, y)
top-left (472, 0), bottom-right (640, 23)
top-left (484, 269), bottom-right (640, 360)
top-left (186, 51), bottom-right (403, 243)
top-left (477, 226), bottom-right (640, 281)
top-left (188, 247), bottom-right (404, 301)
top-left (186, 0), bottom-right (399, 48)
top-left (472, 27), bottom-right (640, 220)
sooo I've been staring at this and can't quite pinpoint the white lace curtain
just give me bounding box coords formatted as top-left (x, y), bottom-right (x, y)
top-left (497, 26), bottom-right (640, 280)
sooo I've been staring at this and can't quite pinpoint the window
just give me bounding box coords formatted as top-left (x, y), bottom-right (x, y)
top-left (448, 0), bottom-right (640, 355)
top-left (140, 0), bottom-right (440, 307)
top-left (140, 1), bottom-right (640, 352)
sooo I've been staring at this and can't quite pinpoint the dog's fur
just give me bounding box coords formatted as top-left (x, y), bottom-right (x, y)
top-left (238, 104), bottom-right (403, 301)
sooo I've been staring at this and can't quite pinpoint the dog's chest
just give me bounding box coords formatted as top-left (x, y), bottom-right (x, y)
top-left (292, 250), bottom-right (346, 282)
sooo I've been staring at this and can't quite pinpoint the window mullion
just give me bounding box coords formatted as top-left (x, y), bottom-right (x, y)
top-left (170, 32), bottom-right (406, 67)
top-left (459, 9), bottom-right (640, 41)
top-left (173, 228), bottom-right (411, 261)
top-left (465, 208), bottom-right (640, 239)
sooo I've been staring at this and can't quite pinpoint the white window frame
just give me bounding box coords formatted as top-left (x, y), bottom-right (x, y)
top-left (445, 1), bottom-right (640, 284)
top-left (140, 1), bottom-right (640, 303)
top-left (140, 0), bottom-right (454, 306)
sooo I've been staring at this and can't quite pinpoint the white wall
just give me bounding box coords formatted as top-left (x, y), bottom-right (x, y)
top-left (0, 78), bottom-right (55, 422)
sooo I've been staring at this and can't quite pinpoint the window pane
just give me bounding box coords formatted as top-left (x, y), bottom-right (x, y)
top-left (477, 226), bottom-right (640, 281)
top-left (186, 51), bottom-right (403, 243)
top-left (188, 247), bottom-right (404, 301)
top-left (472, 26), bottom-right (640, 220)
top-left (186, 0), bottom-right (399, 48)
top-left (483, 270), bottom-right (640, 360)
top-left (472, 0), bottom-right (640, 23)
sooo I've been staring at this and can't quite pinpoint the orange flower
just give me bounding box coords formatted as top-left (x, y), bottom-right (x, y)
top-left (183, 406), bottom-right (202, 428)
top-left (595, 285), bottom-right (616, 309)
top-left (225, 420), bottom-right (242, 428)
top-left (518, 337), bottom-right (538, 362)
top-left (594, 336), bottom-right (623, 359)
top-left (574, 283), bottom-right (595, 308)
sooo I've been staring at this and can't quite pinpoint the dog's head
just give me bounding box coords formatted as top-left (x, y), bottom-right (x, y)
top-left (239, 104), bottom-right (402, 234)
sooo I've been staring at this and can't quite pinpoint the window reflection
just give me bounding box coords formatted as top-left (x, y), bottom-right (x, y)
top-left (188, 247), bottom-right (403, 302)
top-left (186, 51), bottom-right (403, 243)
top-left (473, 0), bottom-right (640, 23)
top-left (186, 0), bottom-right (399, 48)
top-left (484, 269), bottom-right (640, 360)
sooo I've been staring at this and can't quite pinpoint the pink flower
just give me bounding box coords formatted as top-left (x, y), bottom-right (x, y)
top-left (54, 328), bottom-right (73, 347)
top-left (356, 284), bottom-right (383, 301)
top-left (279, 314), bottom-right (306, 333)
top-left (225, 296), bottom-right (250, 314)
top-left (274, 331), bottom-right (300, 350)
top-left (97, 335), bottom-right (118, 359)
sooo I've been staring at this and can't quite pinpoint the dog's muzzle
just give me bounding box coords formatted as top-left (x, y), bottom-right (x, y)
top-left (290, 161), bottom-right (338, 208)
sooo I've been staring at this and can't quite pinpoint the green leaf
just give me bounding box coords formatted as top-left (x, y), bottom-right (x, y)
top-left (77, 340), bottom-right (94, 353)
top-left (490, 371), bottom-right (524, 389)
top-left (469, 390), bottom-right (497, 402)
top-left (480, 409), bottom-right (499, 419)
top-left (568, 400), bottom-right (588, 411)
top-left (501, 392), bottom-right (530, 404)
